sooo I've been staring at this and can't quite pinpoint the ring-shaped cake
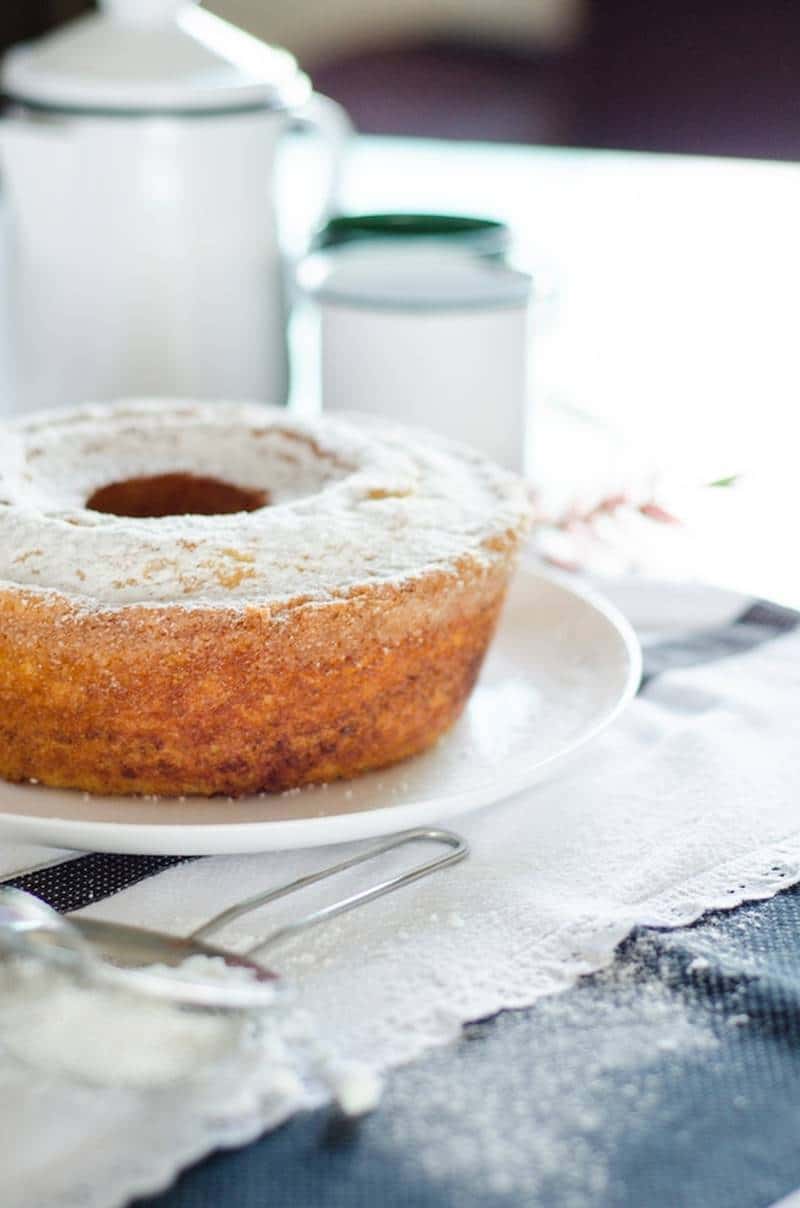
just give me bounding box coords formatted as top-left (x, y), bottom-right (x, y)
top-left (0, 400), bottom-right (532, 797)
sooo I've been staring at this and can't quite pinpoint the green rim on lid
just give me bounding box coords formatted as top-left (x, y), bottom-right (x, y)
top-left (314, 213), bottom-right (509, 258)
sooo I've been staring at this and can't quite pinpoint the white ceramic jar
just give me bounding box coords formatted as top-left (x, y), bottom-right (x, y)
top-left (0, 0), bottom-right (350, 414)
top-left (310, 249), bottom-right (533, 472)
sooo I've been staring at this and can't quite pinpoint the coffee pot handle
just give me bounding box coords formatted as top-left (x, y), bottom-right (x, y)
top-left (282, 92), bottom-right (353, 255)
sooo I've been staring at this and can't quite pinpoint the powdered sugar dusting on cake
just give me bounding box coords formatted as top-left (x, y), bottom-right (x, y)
top-left (0, 400), bottom-right (531, 610)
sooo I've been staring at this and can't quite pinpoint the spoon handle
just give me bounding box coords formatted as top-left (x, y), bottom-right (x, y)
top-left (188, 827), bottom-right (468, 957)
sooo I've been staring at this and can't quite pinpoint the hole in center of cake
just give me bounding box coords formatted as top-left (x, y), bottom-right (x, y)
top-left (86, 473), bottom-right (270, 518)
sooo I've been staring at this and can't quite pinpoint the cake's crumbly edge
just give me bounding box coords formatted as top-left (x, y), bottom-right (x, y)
top-left (0, 549), bottom-right (519, 797)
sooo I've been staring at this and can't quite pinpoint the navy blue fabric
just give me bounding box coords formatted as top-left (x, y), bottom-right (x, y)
top-left (139, 887), bottom-right (800, 1208)
top-left (3, 853), bottom-right (196, 914)
top-left (638, 597), bottom-right (798, 690)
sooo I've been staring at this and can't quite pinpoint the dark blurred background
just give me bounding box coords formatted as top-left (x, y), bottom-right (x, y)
top-left (3, 0), bottom-right (800, 160)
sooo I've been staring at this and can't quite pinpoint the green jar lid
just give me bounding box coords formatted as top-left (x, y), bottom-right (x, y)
top-left (314, 212), bottom-right (510, 258)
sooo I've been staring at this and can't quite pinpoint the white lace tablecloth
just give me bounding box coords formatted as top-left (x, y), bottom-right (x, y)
top-left (2, 571), bottom-right (800, 1207)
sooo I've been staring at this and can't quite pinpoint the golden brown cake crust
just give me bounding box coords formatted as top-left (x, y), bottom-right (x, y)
top-left (0, 555), bottom-right (513, 797)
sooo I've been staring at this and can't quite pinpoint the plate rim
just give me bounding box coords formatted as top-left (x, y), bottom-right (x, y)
top-left (0, 566), bottom-right (641, 854)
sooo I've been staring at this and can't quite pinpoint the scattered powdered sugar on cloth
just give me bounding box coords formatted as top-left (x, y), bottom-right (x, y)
top-left (0, 960), bottom-right (254, 1087)
top-left (5, 574), bottom-right (800, 1204)
top-left (374, 949), bottom-right (719, 1205)
top-left (0, 954), bottom-right (379, 1208)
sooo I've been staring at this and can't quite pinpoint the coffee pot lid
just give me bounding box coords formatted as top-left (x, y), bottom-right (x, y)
top-left (2, 0), bottom-right (310, 114)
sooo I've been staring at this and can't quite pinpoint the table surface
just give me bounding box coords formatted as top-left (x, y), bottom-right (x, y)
top-left (290, 136), bottom-right (800, 607)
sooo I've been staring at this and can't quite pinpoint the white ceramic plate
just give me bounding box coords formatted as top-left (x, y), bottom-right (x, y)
top-left (0, 566), bottom-right (640, 855)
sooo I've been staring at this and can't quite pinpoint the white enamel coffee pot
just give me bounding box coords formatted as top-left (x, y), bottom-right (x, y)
top-left (0, 0), bottom-right (351, 414)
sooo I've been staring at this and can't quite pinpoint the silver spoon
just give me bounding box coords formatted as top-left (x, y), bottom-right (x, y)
top-left (0, 828), bottom-right (467, 1010)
